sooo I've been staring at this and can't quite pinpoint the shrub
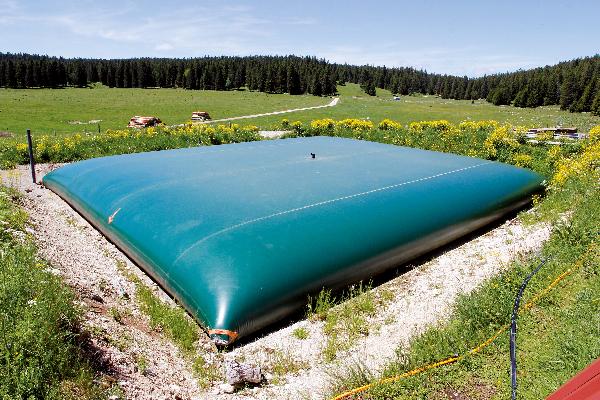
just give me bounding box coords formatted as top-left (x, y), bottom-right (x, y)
top-left (378, 119), bottom-right (403, 131)
top-left (484, 125), bottom-right (520, 158)
top-left (589, 124), bottom-right (600, 142)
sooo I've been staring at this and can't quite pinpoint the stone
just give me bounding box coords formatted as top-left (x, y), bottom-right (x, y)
top-left (225, 360), bottom-right (262, 385)
top-left (219, 383), bottom-right (235, 394)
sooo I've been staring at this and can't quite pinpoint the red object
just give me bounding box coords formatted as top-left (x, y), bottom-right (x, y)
top-left (547, 358), bottom-right (600, 400)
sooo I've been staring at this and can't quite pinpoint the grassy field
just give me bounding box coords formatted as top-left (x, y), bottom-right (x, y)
top-left (0, 86), bottom-right (328, 139)
top-left (247, 84), bottom-right (600, 130)
top-left (1, 84), bottom-right (599, 142)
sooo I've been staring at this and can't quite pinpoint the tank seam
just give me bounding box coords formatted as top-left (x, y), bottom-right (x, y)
top-left (173, 161), bottom-right (493, 264)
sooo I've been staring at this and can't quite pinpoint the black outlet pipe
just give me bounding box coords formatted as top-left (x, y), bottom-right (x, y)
top-left (26, 129), bottom-right (36, 184)
top-left (510, 257), bottom-right (549, 400)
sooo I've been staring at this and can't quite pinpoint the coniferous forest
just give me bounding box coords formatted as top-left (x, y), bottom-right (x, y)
top-left (1, 52), bottom-right (599, 115)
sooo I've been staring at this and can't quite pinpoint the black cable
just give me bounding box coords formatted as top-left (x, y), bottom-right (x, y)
top-left (510, 256), bottom-right (549, 400)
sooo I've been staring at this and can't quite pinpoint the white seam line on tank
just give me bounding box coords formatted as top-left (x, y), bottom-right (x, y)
top-left (174, 161), bottom-right (493, 264)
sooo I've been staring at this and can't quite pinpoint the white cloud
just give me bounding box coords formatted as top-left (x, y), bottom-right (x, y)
top-left (155, 43), bottom-right (174, 51)
top-left (1, 2), bottom-right (277, 55)
top-left (0, 2), bottom-right (544, 76)
top-left (286, 17), bottom-right (317, 26)
top-left (0, 0), bottom-right (20, 24)
top-left (315, 45), bottom-right (542, 76)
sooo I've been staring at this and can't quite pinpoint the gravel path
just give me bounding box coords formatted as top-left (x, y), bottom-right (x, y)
top-left (1, 163), bottom-right (551, 400)
top-left (196, 97), bottom-right (339, 124)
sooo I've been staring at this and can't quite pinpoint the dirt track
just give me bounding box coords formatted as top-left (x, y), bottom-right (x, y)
top-left (198, 97), bottom-right (339, 124)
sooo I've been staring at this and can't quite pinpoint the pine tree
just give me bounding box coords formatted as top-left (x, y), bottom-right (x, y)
top-left (214, 66), bottom-right (226, 91)
top-left (15, 61), bottom-right (25, 88)
top-left (513, 88), bottom-right (528, 107)
top-left (6, 60), bottom-right (16, 88)
top-left (487, 82), bottom-right (511, 105)
top-left (310, 74), bottom-right (322, 96)
top-left (572, 80), bottom-right (596, 112)
top-left (591, 90), bottom-right (600, 116)
top-left (286, 64), bottom-right (301, 95)
top-left (560, 71), bottom-right (579, 111)
top-left (359, 69), bottom-right (376, 96)
top-left (24, 63), bottom-right (34, 87)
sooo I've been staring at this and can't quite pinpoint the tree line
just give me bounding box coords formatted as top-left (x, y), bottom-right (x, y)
top-left (480, 56), bottom-right (600, 114)
top-left (342, 55), bottom-right (600, 115)
top-left (1, 52), bottom-right (599, 115)
top-left (0, 53), bottom-right (339, 95)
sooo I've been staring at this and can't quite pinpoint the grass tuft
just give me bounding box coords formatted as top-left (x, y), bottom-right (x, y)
top-left (292, 327), bottom-right (310, 340)
top-left (264, 349), bottom-right (309, 385)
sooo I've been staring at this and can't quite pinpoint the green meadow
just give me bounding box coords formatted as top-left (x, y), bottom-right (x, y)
top-left (0, 85), bottom-right (327, 139)
top-left (248, 84), bottom-right (600, 130)
top-left (1, 84), bottom-right (599, 142)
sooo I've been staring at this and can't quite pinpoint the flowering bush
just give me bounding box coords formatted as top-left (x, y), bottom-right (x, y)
top-left (2, 124), bottom-right (262, 166)
top-left (408, 120), bottom-right (453, 134)
top-left (536, 130), bottom-right (554, 141)
top-left (310, 118), bottom-right (336, 132)
top-left (551, 139), bottom-right (600, 187)
top-left (335, 118), bottom-right (374, 131)
top-left (484, 125), bottom-right (520, 158)
top-left (512, 153), bottom-right (533, 168)
top-left (458, 120), bottom-right (499, 132)
top-left (589, 125), bottom-right (600, 142)
top-left (378, 119), bottom-right (403, 131)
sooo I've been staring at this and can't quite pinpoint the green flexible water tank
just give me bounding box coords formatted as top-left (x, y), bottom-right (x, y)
top-left (43, 137), bottom-right (543, 344)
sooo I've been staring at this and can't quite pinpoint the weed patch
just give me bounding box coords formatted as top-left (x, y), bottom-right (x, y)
top-left (264, 349), bottom-right (309, 385)
top-left (0, 186), bottom-right (105, 398)
top-left (114, 260), bottom-right (221, 387)
top-left (308, 282), bottom-right (393, 362)
top-left (292, 327), bottom-right (310, 340)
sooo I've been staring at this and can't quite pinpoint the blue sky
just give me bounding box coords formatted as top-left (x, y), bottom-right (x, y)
top-left (1, 0), bottom-right (598, 76)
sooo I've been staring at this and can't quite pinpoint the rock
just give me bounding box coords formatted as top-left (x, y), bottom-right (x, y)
top-left (219, 383), bottom-right (235, 394)
top-left (225, 360), bottom-right (262, 385)
top-left (91, 293), bottom-right (104, 303)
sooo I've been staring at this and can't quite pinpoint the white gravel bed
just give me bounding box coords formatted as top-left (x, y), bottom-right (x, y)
top-left (1, 164), bottom-right (551, 400)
